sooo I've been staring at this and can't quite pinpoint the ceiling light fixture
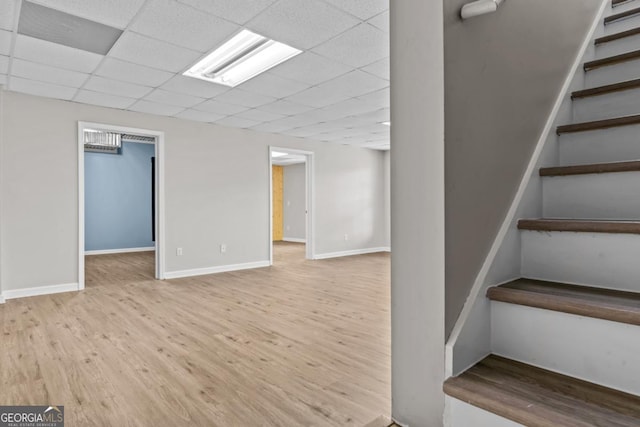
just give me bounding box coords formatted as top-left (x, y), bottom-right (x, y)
top-left (382, 121), bottom-right (391, 126)
top-left (184, 29), bottom-right (302, 87)
top-left (271, 151), bottom-right (288, 158)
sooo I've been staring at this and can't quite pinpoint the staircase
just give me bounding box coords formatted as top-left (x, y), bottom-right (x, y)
top-left (444, 1), bottom-right (640, 425)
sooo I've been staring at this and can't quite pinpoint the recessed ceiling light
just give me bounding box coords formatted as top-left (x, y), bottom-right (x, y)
top-left (382, 121), bottom-right (391, 126)
top-left (271, 151), bottom-right (288, 158)
top-left (184, 29), bottom-right (302, 87)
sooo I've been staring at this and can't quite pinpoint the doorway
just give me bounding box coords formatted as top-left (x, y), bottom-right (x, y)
top-left (78, 122), bottom-right (165, 288)
top-left (269, 146), bottom-right (314, 264)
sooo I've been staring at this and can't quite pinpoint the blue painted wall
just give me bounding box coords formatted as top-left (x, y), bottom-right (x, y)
top-left (85, 141), bottom-right (155, 251)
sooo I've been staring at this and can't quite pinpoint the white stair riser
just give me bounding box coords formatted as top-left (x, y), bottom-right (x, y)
top-left (521, 230), bottom-right (640, 292)
top-left (543, 172), bottom-right (640, 219)
top-left (595, 33), bottom-right (640, 59)
top-left (603, 14), bottom-right (640, 35)
top-left (573, 87), bottom-right (640, 121)
top-left (609, 1), bottom-right (640, 15)
top-left (492, 302), bottom-right (640, 395)
top-left (447, 396), bottom-right (524, 427)
top-left (559, 125), bottom-right (640, 165)
top-left (585, 57), bottom-right (640, 87)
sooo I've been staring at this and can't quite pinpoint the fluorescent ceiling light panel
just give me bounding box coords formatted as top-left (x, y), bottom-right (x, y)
top-left (271, 151), bottom-right (288, 157)
top-left (184, 29), bottom-right (302, 87)
top-left (382, 121), bottom-right (390, 126)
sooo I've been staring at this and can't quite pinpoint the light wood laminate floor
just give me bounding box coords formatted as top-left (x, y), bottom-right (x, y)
top-left (0, 242), bottom-right (390, 426)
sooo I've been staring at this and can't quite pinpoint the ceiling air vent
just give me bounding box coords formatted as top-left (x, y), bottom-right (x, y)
top-left (18, 1), bottom-right (123, 55)
top-left (84, 130), bottom-right (121, 154)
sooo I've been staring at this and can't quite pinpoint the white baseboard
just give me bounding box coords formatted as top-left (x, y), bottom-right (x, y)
top-left (2, 282), bottom-right (80, 300)
top-left (164, 260), bottom-right (270, 280)
top-left (314, 247), bottom-right (390, 259)
top-left (282, 237), bottom-right (306, 243)
top-left (85, 246), bottom-right (156, 256)
top-left (0, 294), bottom-right (5, 304)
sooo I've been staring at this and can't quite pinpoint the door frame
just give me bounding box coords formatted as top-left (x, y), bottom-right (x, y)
top-left (78, 121), bottom-right (166, 288)
top-left (268, 146), bottom-right (315, 264)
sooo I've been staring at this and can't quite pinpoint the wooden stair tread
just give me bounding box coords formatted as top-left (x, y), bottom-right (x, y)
top-left (584, 49), bottom-right (640, 71)
top-left (596, 26), bottom-right (640, 45)
top-left (518, 219), bottom-right (640, 234)
top-left (444, 355), bottom-right (640, 427)
top-left (572, 78), bottom-right (640, 99)
top-left (556, 114), bottom-right (640, 134)
top-left (605, 6), bottom-right (640, 25)
top-left (487, 278), bottom-right (640, 326)
top-left (540, 160), bottom-right (640, 176)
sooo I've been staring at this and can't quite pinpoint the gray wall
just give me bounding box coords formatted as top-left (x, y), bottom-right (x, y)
top-left (283, 163), bottom-right (306, 241)
top-left (444, 0), bottom-right (602, 336)
top-left (0, 91), bottom-right (388, 291)
top-left (391, 0), bottom-right (445, 425)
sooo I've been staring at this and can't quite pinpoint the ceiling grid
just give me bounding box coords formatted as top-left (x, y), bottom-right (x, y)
top-left (0, 0), bottom-right (390, 150)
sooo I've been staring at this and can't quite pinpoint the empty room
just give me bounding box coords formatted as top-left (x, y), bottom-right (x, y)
top-left (0, 0), bottom-right (392, 426)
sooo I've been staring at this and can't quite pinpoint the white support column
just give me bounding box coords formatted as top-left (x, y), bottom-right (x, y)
top-left (390, 0), bottom-right (445, 425)
top-left (0, 85), bottom-right (4, 304)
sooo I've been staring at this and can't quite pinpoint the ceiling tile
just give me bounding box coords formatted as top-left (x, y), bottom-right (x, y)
top-left (269, 51), bottom-right (351, 86)
top-left (266, 113), bottom-right (323, 129)
top-left (215, 116), bottom-right (261, 128)
top-left (313, 23), bottom-right (388, 68)
top-left (95, 58), bottom-right (173, 87)
top-left (84, 75), bottom-right (153, 98)
top-left (361, 57), bottom-right (389, 80)
top-left (214, 88), bottom-right (276, 108)
top-left (160, 75), bottom-right (229, 98)
top-left (258, 100), bottom-right (314, 116)
top-left (233, 108), bottom-right (285, 123)
top-left (285, 86), bottom-right (351, 108)
top-left (246, 0), bottom-right (359, 49)
top-left (9, 76), bottom-right (78, 100)
top-left (356, 87), bottom-right (389, 109)
top-left (249, 121), bottom-right (297, 133)
top-left (0, 55), bottom-right (9, 74)
top-left (319, 98), bottom-right (379, 118)
top-left (109, 32), bottom-right (201, 73)
top-left (193, 99), bottom-right (249, 115)
top-left (74, 89), bottom-right (136, 109)
top-left (0, 0), bottom-right (17, 31)
top-left (174, 108), bottom-right (225, 123)
top-left (317, 70), bottom-right (387, 98)
top-left (367, 10), bottom-right (388, 33)
top-left (0, 74), bottom-right (6, 85)
top-left (176, 0), bottom-right (277, 24)
top-left (128, 100), bottom-right (184, 116)
top-left (14, 34), bottom-right (103, 73)
top-left (322, 0), bottom-right (387, 20)
top-left (0, 29), bottom-right (12, 55)
top-left (11, 58), bottom-right (89, 87)
top-left (237, 73), bottom-right (309, 98)
top-left (188, 98), bottom-right (232, 116)
top-left (32, 0), bottom-right (146, 29)
top-left (131, 0), bottom-right (239, 52)
top-left (144, 88), bottom-right (205, 108)
top-left (283, 128), bottom-right (316, 138)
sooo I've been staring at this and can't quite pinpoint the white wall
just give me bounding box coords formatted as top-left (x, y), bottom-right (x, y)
top-left (283, 163), bottom-right (306, 242)
top-left (0, 91), bottom-right (388, 292)
top-left (383, 150), bottom-right (390, 248)
top-left (390, 0), bottom-right (445, 425)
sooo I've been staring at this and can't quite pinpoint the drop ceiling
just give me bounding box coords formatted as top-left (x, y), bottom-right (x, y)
top-left (0, 0), bottom-right (390, 150)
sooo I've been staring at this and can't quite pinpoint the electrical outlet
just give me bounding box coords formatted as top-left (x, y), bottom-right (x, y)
top-left (344, 234), bottom-right (349, 241)
top-left (220, 244), bottom-right (226, 253)
top-left (176, 247), bottom-right (183, 256)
